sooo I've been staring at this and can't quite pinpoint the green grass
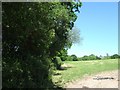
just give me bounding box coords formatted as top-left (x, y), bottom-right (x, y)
top-left (52, 59), bottom-right (118, 87)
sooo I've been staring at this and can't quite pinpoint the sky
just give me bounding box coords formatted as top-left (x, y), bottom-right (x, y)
top-left (67, 2), bottom-right (118, 57)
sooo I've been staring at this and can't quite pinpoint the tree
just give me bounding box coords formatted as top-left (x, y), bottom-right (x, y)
top-left (96, 56), bottom-right (101, 60)
top-left (2, 2), bottom-right (82, 88)
top-left (99, 55), bottom-right (103, 59)
top-left (111, 54), bottom-right (120, 59)
top-left (106, 53), bottom-right (110, 59)
top-left (68, 27), bottom-right (82, 44)
top-left (81, 55), bottom-right (89, 60)
top-left (89, 54), bottom-right (96, 60)
top-left (71, 54), bottom-right (78, 61)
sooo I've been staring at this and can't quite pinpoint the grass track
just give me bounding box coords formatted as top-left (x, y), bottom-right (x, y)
top-left (52, 59), bottom-right (118, 86)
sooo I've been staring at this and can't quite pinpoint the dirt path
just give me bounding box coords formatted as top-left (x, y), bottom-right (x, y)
top-left (65, 70), bottom-right (118, 88)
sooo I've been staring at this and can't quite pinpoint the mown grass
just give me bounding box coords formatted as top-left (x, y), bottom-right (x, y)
top-left (52, 59), bottom-right (118, 87)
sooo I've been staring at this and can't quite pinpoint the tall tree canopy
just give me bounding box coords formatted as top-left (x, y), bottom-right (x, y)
top-left (2, 2), bottom-right (82, 88)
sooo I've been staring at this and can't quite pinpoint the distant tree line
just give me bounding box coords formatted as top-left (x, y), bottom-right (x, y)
top-left (55, 50), bottom-right (120, 63)
top-left (78, 54), bottom-right (120, 61)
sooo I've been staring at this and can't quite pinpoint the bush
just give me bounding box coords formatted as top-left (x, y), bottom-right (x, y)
top-left (3, 55), bottom-right (54, 88)
top-left (66, 56), bottom-right (73, 61)
top-left (52, 57), bottom-right (63, 70)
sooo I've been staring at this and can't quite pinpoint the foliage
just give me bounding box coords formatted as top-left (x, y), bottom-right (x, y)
top-left (111, 54), bottom-right (120, 59)
top-left (96, 56), bottom-right (101, 60)
top-left (52, 57), bottom-right (63, 70)
top-left (77, 57), bottom-right (82, 61)
top-left (81, 55), bottom-right (89, 60)
top-left (68, 27), bottom-right (82, 44)
top-left (80, 54), bottom-right (120, 61)
top-left (89, 54), bottom-right (97, 60)
top-left (66, 55), bottom-right (73, 61)
top-left (81, 54), bottom-right (102, 61)
top-left (57, 49), bottom-right (68, 61)
top-left (2, 2), bottom-right (81, 88)
top-left (71, 54), bottom-right (78, 61)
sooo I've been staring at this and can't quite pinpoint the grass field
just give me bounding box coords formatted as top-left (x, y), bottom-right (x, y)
top-left (52, 59), bottom-right (118, 87)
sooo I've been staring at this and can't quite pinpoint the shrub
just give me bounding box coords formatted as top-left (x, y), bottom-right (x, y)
top-left (67, 56), bottom-right (73, 61)
top-left (3, 55), bottom-right (54, 88)
top-left (52, 57), bottom-right (63, 70)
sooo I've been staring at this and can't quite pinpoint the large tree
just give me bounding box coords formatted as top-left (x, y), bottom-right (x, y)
top-left (111, 54), bottom-right (120, 59)
top-left (2, 2), bottom-right (81, 88)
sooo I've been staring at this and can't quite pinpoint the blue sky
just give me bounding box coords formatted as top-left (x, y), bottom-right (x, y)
top-left (67, 2), bottom-right (118, 57)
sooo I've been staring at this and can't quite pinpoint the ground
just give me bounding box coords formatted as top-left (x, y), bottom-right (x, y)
top-left (65, 70), bottom-right (118, 88)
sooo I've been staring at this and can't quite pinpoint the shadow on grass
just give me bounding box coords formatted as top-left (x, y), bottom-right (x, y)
top-left (53, 72), bottom-right (62, 76)
top-left (59, 66), bottom-right (74, 71)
